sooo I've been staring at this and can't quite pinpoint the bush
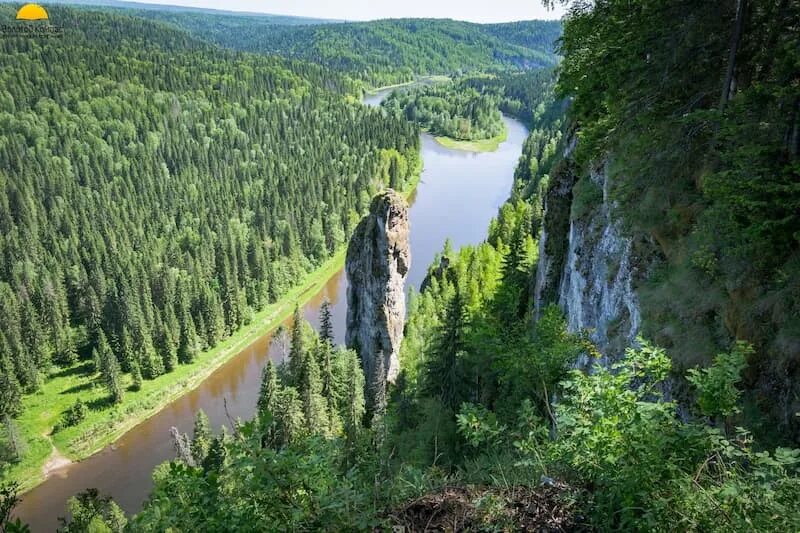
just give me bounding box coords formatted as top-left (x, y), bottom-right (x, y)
top-left (54, 400), bottom-right (87, 433)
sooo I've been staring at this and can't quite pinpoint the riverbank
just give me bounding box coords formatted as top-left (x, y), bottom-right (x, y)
top-left (6, 169), bottom-right (422, 495)
top-left (434, 125), bottom-right (508, 153)
top-left (364, 75), bottom-right (450, 95)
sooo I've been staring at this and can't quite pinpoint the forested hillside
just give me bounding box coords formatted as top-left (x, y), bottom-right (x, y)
top-left (550, 0), bottom-right (800, 440)
top-left (45, 55), bottom-right (800, 531)
top-left (0, 5), bottom-right (417, 485)
top-left (140, 16), bottom-right (561, 87)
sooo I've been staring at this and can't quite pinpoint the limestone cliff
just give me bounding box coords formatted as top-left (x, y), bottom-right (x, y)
top-left (345, 189), bottom-right (410, 399)
top-left (534, 142), bottom-right (645, 367)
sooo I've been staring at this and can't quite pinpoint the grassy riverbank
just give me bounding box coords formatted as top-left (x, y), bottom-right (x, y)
top-left (4, 169), bottom-right (422, 494)
top-left (434, 125), bottom-right (508, 153)
top-left (364, 75), bottom-right (451, 95)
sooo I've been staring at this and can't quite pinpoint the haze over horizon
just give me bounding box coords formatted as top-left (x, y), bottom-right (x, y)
top-left (121, 0), bottom-right (565, 23)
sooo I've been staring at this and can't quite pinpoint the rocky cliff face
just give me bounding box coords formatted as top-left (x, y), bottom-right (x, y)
top-left (346, 189), bottom-right (410, 397)
top-left (534, 145), bottom-right (644, 366)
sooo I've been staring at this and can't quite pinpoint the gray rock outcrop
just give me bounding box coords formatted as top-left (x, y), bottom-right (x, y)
top-left (345, 189), bottom-right (410, 398)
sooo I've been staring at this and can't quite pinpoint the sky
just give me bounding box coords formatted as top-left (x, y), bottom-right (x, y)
top-left (130, 0), bottom-right (566, 23)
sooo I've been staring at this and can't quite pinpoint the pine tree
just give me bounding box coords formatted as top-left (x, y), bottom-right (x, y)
top-left (169, 427), bottom-right (194, 466)
top-left (3, 414), bottom-right (26, 462)
top-left (190, 409), bottom-right (212, 466)
top-left (288, 305), bottom-right (305, 385)
top-left (300, 346), bottom-right (327, 434)
top-left (274, 386), bottom-right (304, 446)
top-left (177, 311), bottom-right (198, 364)
top-left (424, 288), bottom-right (467, 411)
top-left (202, 435), bottom-right (227, 473)
top-left (319, 299), bottom-right (334, 347)
top-left (97, 332), bottom-right (124, 404)
top-left (341, 348), bottom-right (365, 440)
top-left (0, 354), bottom-right (22, 418)
top-left (257, 361), bottom-right (278, 419)
top-left (130, 359), bottom-right (143, 392)
top-left (366, 349), bottom-right (387, 426)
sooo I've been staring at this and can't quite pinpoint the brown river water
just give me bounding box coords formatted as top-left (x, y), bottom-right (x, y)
top-left (14, 89), bottom-right (528, 531)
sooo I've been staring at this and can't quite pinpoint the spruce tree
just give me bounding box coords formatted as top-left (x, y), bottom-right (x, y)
top-left (288, 305), bottom-right (305, 385)
top-left (300, 346), bottom-right (327, 434)
top-left (366, 349), bottom-right (387, 426)
top-left (424, 288), bottom-right (467, 411)
top-left (257, 360), bottom-right (279, 419)
top-left (319, 299), bottom-right (334, 347)
top-left (190, 409), bottom-right (212, 466)
top-left (3, 414), bottom-right (26, 462)
top-left (97, 332), bottom-right (124, 404)
top-left (202, 435), bottom-right (227, 473)
top-left (341, 349), bottom-right (365, 440)
top-left (0, 354), bottom-right (22, 419)
top-left (130, 359), bottom-right (143, 392)
top-left (274, 386), bottom-right (304, 446)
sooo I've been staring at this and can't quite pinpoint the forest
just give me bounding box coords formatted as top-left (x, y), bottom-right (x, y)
top-left (2, 0), bottom-right (800, 531)
top-left (381, 83), bottom-right (506, 142)
top-left (0, 4), bottom-right (418, 489)
top-left (24, 34), bottom-right (798, 529)
top-left (116, 14), bottom-right (562, 87)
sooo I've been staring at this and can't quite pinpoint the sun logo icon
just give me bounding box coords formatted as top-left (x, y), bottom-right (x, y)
top-left (16, 3), bottom-right (49, 20)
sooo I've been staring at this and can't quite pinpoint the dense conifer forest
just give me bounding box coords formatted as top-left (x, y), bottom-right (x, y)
top-left (122, 14), bottom-right (562, 87)
top-left (0, 4), bottom-right (417, 482)
top-left (382, 83), bottom-right (505, 142)
top-left (1, 0), bottom-right (799, 531)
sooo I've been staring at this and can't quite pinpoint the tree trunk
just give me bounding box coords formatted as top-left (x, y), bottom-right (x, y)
top-left (719, 0), bottom-right (747, 110)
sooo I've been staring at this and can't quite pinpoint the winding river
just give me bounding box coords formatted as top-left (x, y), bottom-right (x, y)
top-left (15, 90), bottom-right (528, 532)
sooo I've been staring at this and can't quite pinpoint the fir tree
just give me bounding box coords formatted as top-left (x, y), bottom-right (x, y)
top-left (274, 386), bottom-right (304, 447)
top-left (288, 305), bottom-right (305, 385)
top-left (424, 287), bottom-right (468, 411)
top-left (366, 349), bottom-right (387, 427)
top-left (340, 348), bottom-right (365, 440)
top-left (202, 435), bottom-right (227, 473)
top-left (3, 414), bottom-right (26, 462)
top-left (319, 299), bottom-right (334, 347)
top-left (191, 409), bottom-right (212, 466)
top-left (300, 346), bottom-right (327, 434)
top-left (257, 361), bottom-right (279, 419)
top-left (97, 332), bottom-right (124, 404)
top-left (0, 354), bottom-right (22, 418)
top-left (130, 359), bottom-right (143, 392)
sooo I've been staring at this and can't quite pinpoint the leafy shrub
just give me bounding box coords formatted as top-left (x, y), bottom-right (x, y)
top-left (53, 400), bottom-right (88, 433)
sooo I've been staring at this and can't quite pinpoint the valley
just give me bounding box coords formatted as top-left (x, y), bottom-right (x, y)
top-left (1, 1), bottom-right (798, 531)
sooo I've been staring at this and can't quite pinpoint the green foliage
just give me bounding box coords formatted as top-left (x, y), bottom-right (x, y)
top-left (190, 410), bottom-right (212, 466)
top-left (383, 82), bottom-right (504, 141)
top-left (54, 400), bottom-right (88, 434)
top-left (0, 3), bottom-right (417, 429)
top-left (456, 403), bottom-right (505, 449)
top-left (151, 16), bottom-right (561, 87)
top-left (569, 175), bottom-right (602, 220)
top-left (95, 333), bottom-right (123, 405)
top-left (58, 489), bottom-right (127, 533)
top-left (0, 483), bottom-right (29, 533)
top-left (687, 342), bottom-right (751, 420)
top-left (555, 0), bottom-right (800, 433)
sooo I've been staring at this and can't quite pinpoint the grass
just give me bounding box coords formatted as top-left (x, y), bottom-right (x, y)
top-left (4, 164), bottom-right (423, 494)
top-left (433, 126), bottom-right (508, 153)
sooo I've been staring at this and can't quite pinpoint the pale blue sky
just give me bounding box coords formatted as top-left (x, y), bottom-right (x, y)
top-left (133, 0), bottom-right (565, 23)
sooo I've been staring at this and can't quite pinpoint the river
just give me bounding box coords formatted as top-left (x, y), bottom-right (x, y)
top-left (14, 89), bottom-right (528, 532)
